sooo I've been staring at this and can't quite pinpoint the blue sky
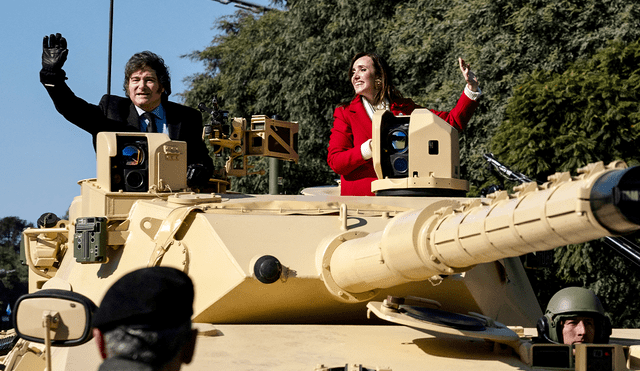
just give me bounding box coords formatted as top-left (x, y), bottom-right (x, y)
top-left (0, 0), bottom-right (274, 225)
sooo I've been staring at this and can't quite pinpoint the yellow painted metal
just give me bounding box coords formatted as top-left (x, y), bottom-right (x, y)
top-left (6, 125), bottom-right (640, 371)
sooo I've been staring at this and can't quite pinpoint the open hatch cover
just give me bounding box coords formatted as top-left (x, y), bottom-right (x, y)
top-left (366, 301), bottom-right (520, 344)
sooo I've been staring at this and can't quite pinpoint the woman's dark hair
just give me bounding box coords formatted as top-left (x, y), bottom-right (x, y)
top-left (124, 51), bottom-right (171, 100)
top-left (347, 52), bottom-right (403, 105)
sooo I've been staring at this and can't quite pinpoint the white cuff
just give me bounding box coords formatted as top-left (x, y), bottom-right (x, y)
top-left (361, 139), bottom-right (373, 160)
top-left (464, 85), bottom-right (482, 100)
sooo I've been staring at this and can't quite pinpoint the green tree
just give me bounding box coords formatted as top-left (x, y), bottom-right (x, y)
top-left (0, 216), bottom-right (32, 253)
top-left (182, 0), bottom-right (640, 194)
top-left (491, 39), bottom-right (640, 181)
top-left (0, 216), bottom-right (31, 286)
top-left (0, 216), bottom-right (31, 328)
top-left (183, 0), bottom-right (409, 193)
top-left (379, 0), bottom-right (640, 192)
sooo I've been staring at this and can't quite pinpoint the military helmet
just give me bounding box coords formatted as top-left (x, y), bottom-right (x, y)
top-left (539, 287), bottom-right (611, 344)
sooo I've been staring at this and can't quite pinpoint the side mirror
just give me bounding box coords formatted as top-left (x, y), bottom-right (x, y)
top-left (13, 289), bottom-right (97, 347)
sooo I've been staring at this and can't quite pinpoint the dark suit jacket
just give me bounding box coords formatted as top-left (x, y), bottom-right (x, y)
top-left (43, 80), bottom-right (213, 171)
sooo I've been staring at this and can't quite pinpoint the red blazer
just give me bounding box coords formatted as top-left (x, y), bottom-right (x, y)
top-left (327, 93), bottom-right (478, 196)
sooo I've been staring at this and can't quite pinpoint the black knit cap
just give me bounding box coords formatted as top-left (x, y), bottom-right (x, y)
top-left (93, 267), bottom-right (194, 332)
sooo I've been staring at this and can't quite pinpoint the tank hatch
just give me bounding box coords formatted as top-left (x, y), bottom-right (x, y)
top-left (366, 297), bottom-right (520, 345)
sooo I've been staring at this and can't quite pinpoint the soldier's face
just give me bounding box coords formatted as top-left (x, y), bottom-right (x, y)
top-left (128, 67), bottom-right (164, 111)
top-left (561, 316), bottom-right (596, 344)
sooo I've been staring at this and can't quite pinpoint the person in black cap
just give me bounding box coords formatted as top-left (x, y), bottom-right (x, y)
top-left (92, 267), bottom-right (197, 371)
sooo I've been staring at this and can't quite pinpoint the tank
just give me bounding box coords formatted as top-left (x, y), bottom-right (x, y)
top-left (2, 108), bottom-right (640, 371)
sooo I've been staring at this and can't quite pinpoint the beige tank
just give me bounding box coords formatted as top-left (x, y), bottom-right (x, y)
top-left (3, 109), bottom-right (640, 371)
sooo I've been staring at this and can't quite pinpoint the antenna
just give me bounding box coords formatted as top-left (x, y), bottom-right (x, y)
top-left (107, 0), bottom-right (114, 95)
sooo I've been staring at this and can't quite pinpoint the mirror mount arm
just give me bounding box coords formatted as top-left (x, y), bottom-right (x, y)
top-left (42, 310), bottom-right (60, 371)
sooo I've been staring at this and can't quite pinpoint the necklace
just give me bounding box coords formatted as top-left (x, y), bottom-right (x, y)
top-left (362, 97), bottom-right (390, 120)
top-left (373, 101), bottom-right (388, 111)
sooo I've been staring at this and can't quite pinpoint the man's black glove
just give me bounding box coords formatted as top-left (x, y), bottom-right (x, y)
top-left (41, 33), bottom-right (68, 85)
top-left (42, 33), bottom-right (68, 70)
top-left (186, 163), bottom-right (213, 189)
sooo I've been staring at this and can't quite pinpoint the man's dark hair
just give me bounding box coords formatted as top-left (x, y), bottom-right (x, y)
top-left (103, 323), bottom-right (193, 368)
top-left (124, 51), bottom-right (171, 99)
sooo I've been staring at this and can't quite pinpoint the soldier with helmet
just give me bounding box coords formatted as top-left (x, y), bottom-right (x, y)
top-left (537, 287), bottom-right (612, 345)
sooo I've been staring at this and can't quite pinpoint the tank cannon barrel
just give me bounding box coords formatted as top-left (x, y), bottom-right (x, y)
top-left (325, 162), bottom-right (640, 297)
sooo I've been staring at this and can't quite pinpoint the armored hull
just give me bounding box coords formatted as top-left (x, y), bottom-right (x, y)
top-left (4, 113), bottom-right (640, 370)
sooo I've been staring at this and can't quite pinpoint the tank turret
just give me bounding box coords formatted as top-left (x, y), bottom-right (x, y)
top-left (5, 110), bottom-right (640, 371)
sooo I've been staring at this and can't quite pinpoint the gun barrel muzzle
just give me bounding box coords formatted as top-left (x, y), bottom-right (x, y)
top-left (590, 165), bottom-right (640, 234)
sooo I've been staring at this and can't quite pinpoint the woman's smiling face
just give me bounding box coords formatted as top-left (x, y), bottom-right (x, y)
top-left (351, 55), bottom-right (378, 102)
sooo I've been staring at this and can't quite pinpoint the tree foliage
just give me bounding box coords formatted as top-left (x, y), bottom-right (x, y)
top-left (0, 216), bottom-right (30, 325)
top-left (382, 0), bottom-right (640, 194)
top-left (182, 0), bottom-right (640, 194)
top-left (0, 217), bottom-right (32, 253)
top-left (181, 0), bottom-right (640, 325)
top-left (492, 39), bottom-right (640, 180)
top-left (182, 0), bottom-right (407, 193)
top-left (491, 38), bottom-right (640, 328)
